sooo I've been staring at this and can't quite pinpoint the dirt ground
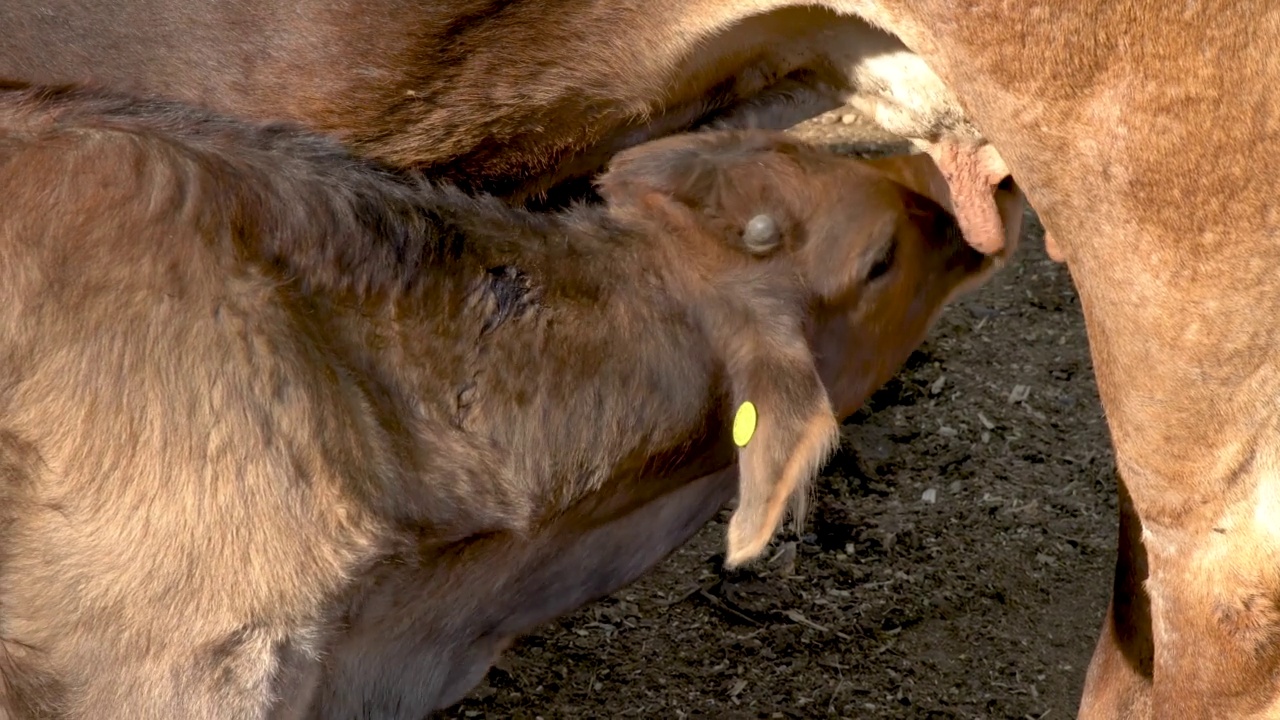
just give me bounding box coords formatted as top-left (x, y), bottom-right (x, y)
top-left (446, 109), bottom-right (1118, 719)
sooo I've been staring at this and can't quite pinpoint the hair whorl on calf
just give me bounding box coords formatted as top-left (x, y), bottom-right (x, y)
top-left (741, 214), bottom-right (782, 255)
top-left (595, 130), bottom-right (818, 256)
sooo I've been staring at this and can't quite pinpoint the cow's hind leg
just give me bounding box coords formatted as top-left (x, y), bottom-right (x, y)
top-left (1079, 476), bottom-right (1153, 720)
top-left (1127, 454), bottom-right (1280, 719)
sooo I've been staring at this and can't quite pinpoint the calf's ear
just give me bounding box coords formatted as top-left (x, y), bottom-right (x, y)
top-left (719, 321), bottom-right (840, 568)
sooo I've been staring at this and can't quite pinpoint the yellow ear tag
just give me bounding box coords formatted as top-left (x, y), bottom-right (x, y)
top-left (732, 401), bottom-right (757, 447)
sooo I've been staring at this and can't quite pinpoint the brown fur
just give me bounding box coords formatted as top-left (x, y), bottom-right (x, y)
top-left (0, 0), bottom-right (982, 209)
top-left (829, 0), bottom-right (1280, 717)
top-left (6, 0), bottom-right (1273, 715)
top-left (0, 80), bottom-right (1011, 718)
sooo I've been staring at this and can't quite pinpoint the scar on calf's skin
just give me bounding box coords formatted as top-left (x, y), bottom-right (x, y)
top-left (478, 265), bottom-right (538, 336)
top-left (455, 266), bottom-right (539, 427)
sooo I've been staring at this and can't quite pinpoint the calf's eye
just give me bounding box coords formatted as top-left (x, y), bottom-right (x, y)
top-left (865, 239), bottom-right (897, 282)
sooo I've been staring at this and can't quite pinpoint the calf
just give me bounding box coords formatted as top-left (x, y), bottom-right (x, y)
top-left (316, 142), bottom-right (1024, 719)
top-left (0, 80), bottom-right (1019, 719)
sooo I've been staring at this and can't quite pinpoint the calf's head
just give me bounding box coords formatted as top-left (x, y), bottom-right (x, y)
top-left (813, 149), bottom-right (1024, 419)
top-left (598, 130), bottom-right (1022, 565)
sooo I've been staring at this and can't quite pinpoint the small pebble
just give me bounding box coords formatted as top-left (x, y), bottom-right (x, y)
top-left (921, 488), bottom-right (938, 504)
top-left (930, 375), bottom-right (946, 395)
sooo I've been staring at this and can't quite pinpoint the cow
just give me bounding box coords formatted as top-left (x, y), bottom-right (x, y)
top-left (0, 80), bottom-right (1021, 719)
top-left (807, 0), bottom-right (1280, 717)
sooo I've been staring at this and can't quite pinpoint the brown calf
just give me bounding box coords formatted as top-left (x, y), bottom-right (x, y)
top-left (314, 148), bottom-right (1024, 720)
top-left (0, 80), bottom-right (1018, 718)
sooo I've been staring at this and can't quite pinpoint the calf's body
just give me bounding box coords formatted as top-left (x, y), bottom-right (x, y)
top-left (0, 81), bottom-right (1014, 719)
